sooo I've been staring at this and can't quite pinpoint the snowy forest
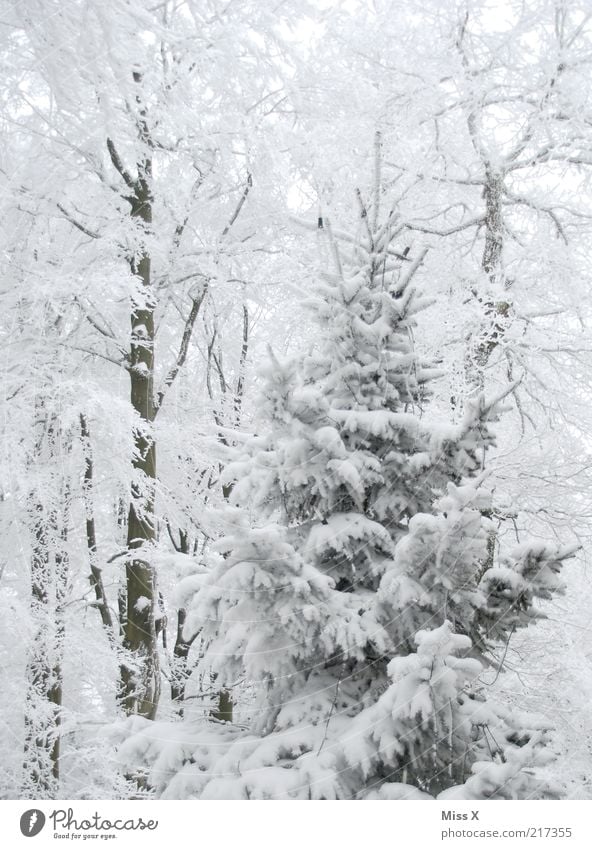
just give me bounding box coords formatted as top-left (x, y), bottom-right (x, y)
top-left (2, 0), bottom-right (592, 802)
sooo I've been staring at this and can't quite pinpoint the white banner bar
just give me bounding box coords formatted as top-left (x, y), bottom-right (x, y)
top-left (1, 800), bottom-right (591, 848)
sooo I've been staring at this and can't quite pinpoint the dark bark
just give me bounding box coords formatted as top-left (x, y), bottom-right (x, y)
top-left (465, 169), bottom-right (511, 393)
top-left (106, 72), bottom-right (160, 720)
top-left (120, 139), bottom-right (160, 719)
top-left (170, 608), bottom-right (197, 715)
top-left (211, 687), bottom-right (233, 723)
top-left (481, 169), bottom-right (504, 282)
top-left (114, 69), bottom-right (206, 719)
top-left (80, 414), bottom-right (116, 634)
top-left (167, 530), bottom-right (198, 714)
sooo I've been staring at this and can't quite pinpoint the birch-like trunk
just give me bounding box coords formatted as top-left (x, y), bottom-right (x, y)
top-left (465, 170), bottom-right (511, 394)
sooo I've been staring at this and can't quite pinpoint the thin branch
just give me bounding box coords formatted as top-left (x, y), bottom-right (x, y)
top-left (404, 217), bottom-right (485, 237)
top-left (317, 663), bottom-right (345, 755)
top-left (325, 218), bottom-right (345, 281)
top-left (107, 550), bottom-right (128, 565)
top-left (166, 522), bottom-right (183, 553)
top-left (211, 348), bottom-right (228, 395)
top-left (56, 203), bottom-right (100, 239)
top-left (355, 187), bottom-right (374, 249)
top-left (508, 149), bottom-right (592, 172)
top-left (171, 168), bottom-right (208, 252)
top-left (58, 342), bottom-right (126, 369)
top-left (221, 172), bottom-right (253, 238)
top-left (372, 130), bottom-right (382, 231)
top-left (456, 11), bottom-right (491, 167)
top-left (384, 163), bottom-right (484, 186)
top-left (80, 414), bottom-right (117, 637)
top-left (73, 298), bottom-right (128, 357)
top-left (234, 302), bottom-right (249, 425)
top-left (502, 190), bottom-right (568, 244)
top-left (106, 138), bottom-right (135, 189)
top-left (486, 625), bottom-right (516, 686)
top-left (155, 284), bottom-right (208, 412)
top-left (398, 247), bottom-right (429, 290)
top-left (290, 215), bottom-right (412, 260)
top-left (75, 303), bottom-right (115, 340)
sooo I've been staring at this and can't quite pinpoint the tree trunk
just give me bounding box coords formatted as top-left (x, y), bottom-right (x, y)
top-left (22, 494), bottom-right (68, 798)
top-left (120, 142), bottom-right (160, 719)
top-left (211, 687), bottom-right (233, 723)
top-left (80, 415), bottom-right (116, 635)
top-left (171, 608), bottom-right (194, 715)
top-left (80, 415), bottom-right (130, 696)
top-left (466, 169), bottom-right (511, 572)
top-left (466, 168), bottom-right (510, 393)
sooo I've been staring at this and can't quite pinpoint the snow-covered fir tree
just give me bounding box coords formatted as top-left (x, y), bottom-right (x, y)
top-left (119, 177), bottom-right (576, 800)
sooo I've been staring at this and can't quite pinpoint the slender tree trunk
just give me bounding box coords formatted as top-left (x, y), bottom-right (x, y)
top-left (465, 168), bottom-right (511, 572)
top-left (103, 69), bottom-right (161, 720)
top-left (110, 72), bottom-right (206, 718)
top-left (457, 14), bottom-right (512, 398)
top-left (466, 168), bottom-right (510, 393)
top-left (166, 529), bottom-right (192, 714)
top-left (208, 301), bottom-right (250, 723)
top-left (80, 415), bottom-right (116, 635)
top-left (171, 608), bottom-right (193, 715)
top-left (48, 515), bottom-right (68, 785)
top-left (120, 142), bottom-right (160, 719)
top-left (23, 503), bottom-right (54, 797)
top-left (23, 491), bottom-right (68, 798)
top-left (79, 415), bottom-right (130, 697)
top-left (116, 497), bottom-right (128, 641)
top-left (481, 168), bottom-right (504, 282)
top-left (211, 687), bottom-right (233, 723)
